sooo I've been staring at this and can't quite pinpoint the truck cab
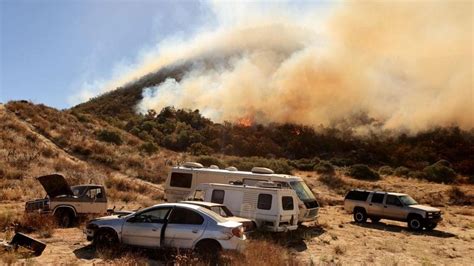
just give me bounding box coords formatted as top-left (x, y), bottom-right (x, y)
top-left (25, 174), bottom-right (108, 227)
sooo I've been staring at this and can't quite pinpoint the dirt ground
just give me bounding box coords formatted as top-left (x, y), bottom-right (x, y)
top-left (1, 204), bottom-right (473, 265)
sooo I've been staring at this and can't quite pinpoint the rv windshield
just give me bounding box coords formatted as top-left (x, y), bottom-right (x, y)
top-left (289, 181), bottom-right (316, 201)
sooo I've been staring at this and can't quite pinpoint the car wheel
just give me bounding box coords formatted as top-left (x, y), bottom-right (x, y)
top-left (195, 239), bottom-right (221, 262)
top-left (370, 217), bottom-right (381, 223)
top-left (425, 223), bottom-right (437, 231)
top-left (55, 209), bottom-right (73, 228)
top-left (408, 216), bottom-right (423, 231)
top-left (95, 229), bottom-right (119, 254)
top-left (353, 209), bottom-right (367, 223)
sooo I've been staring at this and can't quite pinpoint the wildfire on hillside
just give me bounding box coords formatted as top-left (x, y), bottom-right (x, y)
top-left (236, 116), bottom-right (253, 127)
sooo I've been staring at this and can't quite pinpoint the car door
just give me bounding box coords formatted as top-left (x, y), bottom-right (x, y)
top-left (121, 207), bottom-right (171, 248)
top-left (83, 187), bottom-right (107, 214)
top-left (163, 207), bottom-right (206, 249)
top-left (368, 192), bottom-right (385, 217)
top-left (383, 195), bottom-right (405, 220)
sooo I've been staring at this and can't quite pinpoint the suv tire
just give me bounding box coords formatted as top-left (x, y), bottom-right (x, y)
top-left (408, 215), bottom-right (423, 231)
top-left (425, 223), bottom-right (437, 231)
top-left (353, 208), bottom-right (367, 223)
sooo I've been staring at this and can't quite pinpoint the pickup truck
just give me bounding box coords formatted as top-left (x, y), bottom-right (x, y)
top-left (344, 190), bottom-right (442, 231)
top-left (25, 174), bottom-right (108, 227)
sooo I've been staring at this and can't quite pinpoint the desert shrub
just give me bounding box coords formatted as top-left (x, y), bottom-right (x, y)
top-left (40, 146), bottom-right (56, 158)
top-left (330, 157), bottom-right (354, 167)
top-left (378, 165), bottom-right (394, 175)
top-left (225, 157), bottom-right (292, 174)
top-left (435, 159), bottom-right (452, 167)
top-left (140, 141), bottom-right (159, 155)
top-left (447, 186), bottom-right (473, 205)
top-left (72, 144), bottom-right (92, 157)
top-left (19, 213), bottom-right (56, 237)
top-left (423, 162), bottom-right (457, 183)
top-left (97, 130), bottom-right (123, 145)
top-left (196, 156), bottom-right (225, 169)
top-left (90, 154), bottom-right (118, 169)
top-left (394, 166), bottom-right (410, 177)
top-left (319, 174), bottom-right (348, 196)
top-left (314, 161), bottom-right (335, 175)
top-left (0, 211), bottom-right (16, 230)
top-left (0, 164), bottom-right (23, 180)
top-left (289, 158), bottom-right (319, 171)
top-left (408, 171), bottom-right (428, 180)
top-left (347, 164), bottom-right (380, 180)
top-left (188, 143), bottom-right (213, 156)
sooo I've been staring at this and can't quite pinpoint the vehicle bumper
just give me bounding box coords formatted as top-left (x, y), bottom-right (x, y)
top-left (425, 217), bottom-right (443, 224)
top-left (218, 235), bottom-right (247, 253)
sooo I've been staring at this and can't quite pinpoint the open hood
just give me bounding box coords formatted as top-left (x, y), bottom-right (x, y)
top-left (36, 174), bottom-right (74, 198)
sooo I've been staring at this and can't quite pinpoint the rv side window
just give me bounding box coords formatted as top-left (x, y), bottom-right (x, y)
top-left (282, 196), bottom-right (294, 210)
top-left (211, 190), bottom-right (225, 204)
top-left (257, 194), bottom-right (272, 210)
top-left (170, 173), bottom-right (192, 188)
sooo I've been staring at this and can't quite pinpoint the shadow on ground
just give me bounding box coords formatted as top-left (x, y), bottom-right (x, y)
top-left (350, 221), bottom-right (456, 238)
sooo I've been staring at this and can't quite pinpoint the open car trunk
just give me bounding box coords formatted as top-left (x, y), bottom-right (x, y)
top-left (36, 174), bottom-right (74, 198)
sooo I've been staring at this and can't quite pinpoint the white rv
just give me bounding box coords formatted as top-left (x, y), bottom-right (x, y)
top-left (187, 182), bottom-right (299, 232)
top-left (164, 162), bottom-right (319, 222)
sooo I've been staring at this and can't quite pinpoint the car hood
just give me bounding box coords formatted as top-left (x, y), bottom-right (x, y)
top-left (37, 174), bottom-right (74, 198)
top-left (409, 204), bottom-right (440, 212)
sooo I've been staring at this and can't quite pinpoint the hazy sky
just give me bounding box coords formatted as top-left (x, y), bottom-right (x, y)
top-left (1, 0), bottom-right (214, 108)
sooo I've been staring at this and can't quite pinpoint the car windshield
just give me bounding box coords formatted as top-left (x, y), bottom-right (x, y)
top-left (210, 206), bottom-right (234, 218)
top-left (399, 195), bottom-right (417, 205)
top-left (289, 181), bottom-right (316, 201)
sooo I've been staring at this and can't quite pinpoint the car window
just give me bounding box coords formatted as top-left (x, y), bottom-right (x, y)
top-left (386, 195), bottom-right (402, 206)
top-left (211, 190), bottom-right (225, 204)
top-left (168, 207), bottom-right (204, 225)
top-left (170, 173), bottom-right (192, 188)
top-left (86, 188), bottom-right (102, 199)
top-left (371, 193), bottom-right (385, 204)
top-left (345, 191), bottom-right (370, 201)
top-left (133, 207), bottom-right (171, 223)
top-left (210, 206), bottom-right (230, 217)
top-left (257, 194), bottom-right (272, 210)
top-left (282, 196), bottom-right (294, 210)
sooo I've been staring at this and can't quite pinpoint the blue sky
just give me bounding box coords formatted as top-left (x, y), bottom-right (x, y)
top-left (1, 0), bottom-right (213, 109)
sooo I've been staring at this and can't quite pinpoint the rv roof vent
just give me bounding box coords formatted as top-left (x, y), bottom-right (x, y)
top-left (251, 167), bottom-right (274, 174)
top-left (257, 181), bottom-right (281, 188)
top-left (182, 162), bottom-right (204, 168)
top-left (209, 165), bottom-right (219, 169)
top-left (226, 166), bottom-right (238, 171)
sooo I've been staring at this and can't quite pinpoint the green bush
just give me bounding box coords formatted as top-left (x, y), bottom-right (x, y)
top-left (289, 158), bottom-right (319, 171)
top-left (97, 130), bottom-right (123, 145)
top-left (348, 164), bottom-right (380, 180)
top-left (224, 157), bottom-right (292, 174)
top-left (378, 166), bottom-right (394, 175)
top-left (408, 170), bottom-right (427, 180)
top-left (314, 161), bottom-right (335, 175)
top-left (423, 162), bottom-right (457, 183)
top-left (330, 157), bottom-right (354, 167)
top-left (188, 143), bottom-right (213, 156)
top-left (140, 142), bottom-right (159, 155)
top-left (394, 166), bottom-right (410, 177)
top-left (196, 156), bottom-right (225, 169)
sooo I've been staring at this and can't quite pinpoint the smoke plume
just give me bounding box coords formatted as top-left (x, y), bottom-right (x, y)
top-left (119, 1), bottom-right (473, 133)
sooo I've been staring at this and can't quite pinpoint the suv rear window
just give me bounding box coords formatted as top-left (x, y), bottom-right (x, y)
top-left (170, 173), bottom-right (192, 188)
top-left (345, 191), bottom-right (370, 201)
top-left (257, 194), bottom-right (272, 210)
top-left (371, 193), bottom-right (385, 204)
top-left (282, 196), bottom-right (294, 210)
top-left (211, 190), bottom-right (225, 204)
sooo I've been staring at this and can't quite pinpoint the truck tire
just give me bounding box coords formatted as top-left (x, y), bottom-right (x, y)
top-left (407, 215), bottom-right (423, 231)
top-left (425, 223), bottom-right (437, 231)
top-left (55, 209), bottom-right (74, 228)
top-left (353, 208), bottom-right (367, 223)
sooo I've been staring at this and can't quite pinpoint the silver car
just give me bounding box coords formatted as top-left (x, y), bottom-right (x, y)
top-left (84, 203), bottom-right (246, 255)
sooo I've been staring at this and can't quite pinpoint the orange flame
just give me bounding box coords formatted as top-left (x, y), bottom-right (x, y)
top-left (236, 116), bottom-right (253, 127)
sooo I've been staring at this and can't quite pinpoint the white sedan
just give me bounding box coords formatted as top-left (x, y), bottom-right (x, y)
top-left (85, 203), bottom-right (246, 256)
